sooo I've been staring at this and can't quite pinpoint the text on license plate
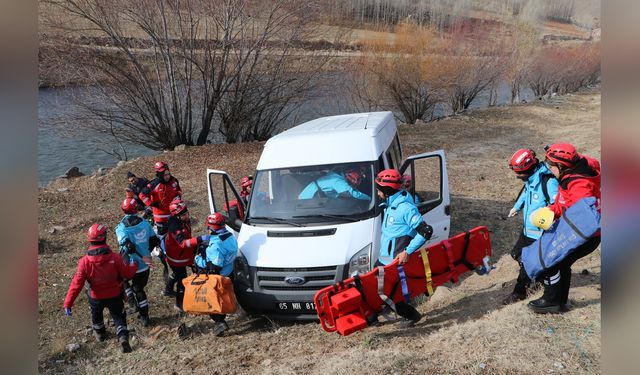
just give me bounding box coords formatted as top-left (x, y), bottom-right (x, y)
top-left (275, 301), bottom-right (317, 311)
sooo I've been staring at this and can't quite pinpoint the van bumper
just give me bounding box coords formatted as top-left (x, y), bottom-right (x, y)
top-left (234, 264), bottom-right (348, 321)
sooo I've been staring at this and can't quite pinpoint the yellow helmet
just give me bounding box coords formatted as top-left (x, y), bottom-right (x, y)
top-left (531, 207), bottom-right (555, 230)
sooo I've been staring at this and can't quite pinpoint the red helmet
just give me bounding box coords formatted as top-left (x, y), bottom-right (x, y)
top-left (169, 198), bottom-right (188, 216)
top-left (545, 143), bottom-right (578, 167)
top-left (121, 198), bottom-right (138, 214)
top-left (241, 176), bottom-right (253, 189)
top-left (345, 169), bottom-right (364, 186)
top-left (509, 149), bottom-right (538, 172)
top-left (206, 212), bottom-right (226, 230)
top-left (154, 161), bottom-right (169, 173)
top-left (87, 223), bottom-right (107, 242)
top-left (375, 169), bottom-right (403, 190)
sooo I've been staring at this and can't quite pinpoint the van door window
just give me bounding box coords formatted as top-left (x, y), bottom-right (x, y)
top-left (399, 150), bottom-right (450, 243)
top-left (208, 171), bottom-right (245, 232)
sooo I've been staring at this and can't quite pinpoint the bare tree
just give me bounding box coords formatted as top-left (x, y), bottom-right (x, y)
top-left (503, 21), bottom-right (540, 103)
top-left (442, 21), bottom-right (505, 113)
top-left (44, 0), bottom-right (332, 149)
top-left (350, 20), bottom-right (448, 124)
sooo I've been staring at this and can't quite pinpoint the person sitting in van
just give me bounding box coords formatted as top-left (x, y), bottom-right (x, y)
top-left (194, 213), bottom-right (237, 337)
top-left (298, 168), bottom-right (370, 200)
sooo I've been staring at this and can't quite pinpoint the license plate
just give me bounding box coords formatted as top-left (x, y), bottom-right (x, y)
top-left (275, 301), bottom-right (317, 312)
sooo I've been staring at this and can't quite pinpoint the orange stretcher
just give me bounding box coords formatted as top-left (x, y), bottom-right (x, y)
top-left (314, 226), bottom-right (492, 336)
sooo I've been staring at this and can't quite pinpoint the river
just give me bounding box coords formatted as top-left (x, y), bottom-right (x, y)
top-left (38, 79), bottom-right (532, 186)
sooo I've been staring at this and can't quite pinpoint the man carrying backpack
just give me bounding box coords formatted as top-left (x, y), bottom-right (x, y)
top-left (194, 213), bottom-right (238, 337)
top-left (115, 198), bottom-right (160, 327)
top-left (527, 143), bottom-right (601, 313)
top-left (63, 224), bottom-right (138, 353)
top-left (503, 148), bottom-right (559, 305)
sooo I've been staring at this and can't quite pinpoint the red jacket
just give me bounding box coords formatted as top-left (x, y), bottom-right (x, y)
top-left (548, 156), bottom-right (601, 219)
top-left (139, 176), bottom-right (182, 223)
top-left (63, 245), bottom-right (137, 308)
top-left (164, 217), bottom-right (198, 267)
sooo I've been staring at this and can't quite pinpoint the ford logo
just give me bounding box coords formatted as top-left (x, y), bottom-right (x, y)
top-left (284, 276), bottom-right (306, 285)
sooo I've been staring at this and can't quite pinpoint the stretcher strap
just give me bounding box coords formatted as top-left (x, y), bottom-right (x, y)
top-left (442, 240), bottom-right (459, 283)
top-left (419, 248), bottom-right (434, 296)
top-left (353, 274), bottom-right (370, 308)
top-left (397, 265), bottom-right (411, 304)
top-left (454, 232), bottom-right (475, 271)
top-left (377, 266), bottom-right (396, 312)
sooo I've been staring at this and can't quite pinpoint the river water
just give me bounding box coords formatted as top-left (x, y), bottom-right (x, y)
top-left (38, 79), bottom-right (532, 186)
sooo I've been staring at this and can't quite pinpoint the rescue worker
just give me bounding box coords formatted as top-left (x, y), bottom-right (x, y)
top-left (528, 143), bottom-right (600, 313)
top-left (63, 224), bottom-right (138, 353)
top-left (165, 198), bottom-right (206, 311)
top-left (115, 198), bottom-right (160, 327)
top-left (503, 148), bottom-right (558, 305)
top-left (298, 168), bottom-right (370, 200)
top-left (240, 176), bottom-right (253, 204)
top-left (139, 161), bottom-right (183, 296)
top-left (194, 213), bottom-right (238, 337)
top-left (125, 171), bottom-right (150, 213)
top-left (375, 169), bottom-right (433, 327)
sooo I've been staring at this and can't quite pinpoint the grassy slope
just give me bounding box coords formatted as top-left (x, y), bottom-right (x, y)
top-left (38, 88), bottom-right (600, 374)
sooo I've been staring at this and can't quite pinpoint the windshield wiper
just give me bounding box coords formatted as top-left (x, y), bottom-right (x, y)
top-left (293, 214), bottom-right (359, 222)
top-left (247, 216), bottom-right (304, 227)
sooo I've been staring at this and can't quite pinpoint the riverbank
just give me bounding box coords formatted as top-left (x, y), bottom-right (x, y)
top-left (38, 87), bottom-right (601, 373)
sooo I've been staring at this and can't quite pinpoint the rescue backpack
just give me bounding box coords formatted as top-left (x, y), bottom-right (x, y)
top-left (521, 196), bottom-right (601, 279)
top-left (182, 273), bottom-right (237, 315)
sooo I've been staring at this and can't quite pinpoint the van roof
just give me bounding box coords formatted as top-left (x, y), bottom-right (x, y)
top-left (257, 112), bottom-right (396, 170)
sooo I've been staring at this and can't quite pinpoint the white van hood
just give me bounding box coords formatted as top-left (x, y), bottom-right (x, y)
top-left (237, 219), bottom-right (375, 268)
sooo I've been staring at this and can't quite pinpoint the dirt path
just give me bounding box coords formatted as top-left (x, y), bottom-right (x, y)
top-left (38, 88), bottom-right (600, 374)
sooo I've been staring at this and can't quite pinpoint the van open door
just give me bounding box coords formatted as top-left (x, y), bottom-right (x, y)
top-left (399, 150), bottom-right (451, 244)
top-left (206, 169), bottom-right (246, 234)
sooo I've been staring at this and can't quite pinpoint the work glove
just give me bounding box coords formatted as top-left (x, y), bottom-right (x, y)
top-left (143, 207), bottom-right (153, 219)
top-left (124, 240), bottom-right (136, 255)
top-left (63, 307), bottom-right (72, 317)
top-left (508, 208), bottom-right (519, 218)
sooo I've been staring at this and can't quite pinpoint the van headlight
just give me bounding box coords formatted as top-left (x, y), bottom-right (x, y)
top-left (348, 244), bottom-right (372, 277)
top-left (233, 252), bottom-right (252, 289)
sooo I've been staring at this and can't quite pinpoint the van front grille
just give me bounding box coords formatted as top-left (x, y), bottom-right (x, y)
top-left (256, 265), bottom-right (339, 292)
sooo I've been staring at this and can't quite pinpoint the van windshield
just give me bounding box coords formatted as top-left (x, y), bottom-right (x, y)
top-left (247, 161), bottom-right (376, 225)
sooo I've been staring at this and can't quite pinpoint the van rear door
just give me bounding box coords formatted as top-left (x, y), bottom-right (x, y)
top-left (206, 169), bottom-right (246, 234)
top-left (399, 150), bottom-right (450, 243)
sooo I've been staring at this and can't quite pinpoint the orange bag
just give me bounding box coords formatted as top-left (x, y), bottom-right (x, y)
top-left (182, 273), bottom-right (237, 315)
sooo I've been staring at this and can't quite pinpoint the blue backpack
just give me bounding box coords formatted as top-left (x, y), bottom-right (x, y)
top-left (522, 197), bottom-right (600, 280)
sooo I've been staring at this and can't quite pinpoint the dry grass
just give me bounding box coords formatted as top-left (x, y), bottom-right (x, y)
top-left (38, 88), bottom-right (600, 374)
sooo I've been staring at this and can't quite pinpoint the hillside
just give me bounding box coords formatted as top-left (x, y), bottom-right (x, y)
top-left (38, 88), bottom-right (601, 374)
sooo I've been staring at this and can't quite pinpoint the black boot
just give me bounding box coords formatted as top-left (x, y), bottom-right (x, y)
top-left (139, 314), bottom-right (150, 327)
top-left (528, 298), bottom-right (568, 314)
top-left (93, 328), bottom-right (106, 342)
top-left (163, 274), bottom-right (177, 297)
top-left (396, 302), bottom-right (421, 328)
top-left (529, 270), bottom-right (566, 314)
top-left (119, 335), bottom-right (132, 353)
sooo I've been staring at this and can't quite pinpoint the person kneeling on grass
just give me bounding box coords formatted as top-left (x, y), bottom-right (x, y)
top-left (63, 223), bottom-right (138, 353)
top-left (194, 213), bottom-right (238, 337)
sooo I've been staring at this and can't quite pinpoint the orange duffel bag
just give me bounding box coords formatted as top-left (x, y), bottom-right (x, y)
top-left (182, 273), bottom-right (237, 315)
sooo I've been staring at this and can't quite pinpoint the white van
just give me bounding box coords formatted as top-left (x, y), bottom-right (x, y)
top-left (207, 111), bottom-right (450, 319)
